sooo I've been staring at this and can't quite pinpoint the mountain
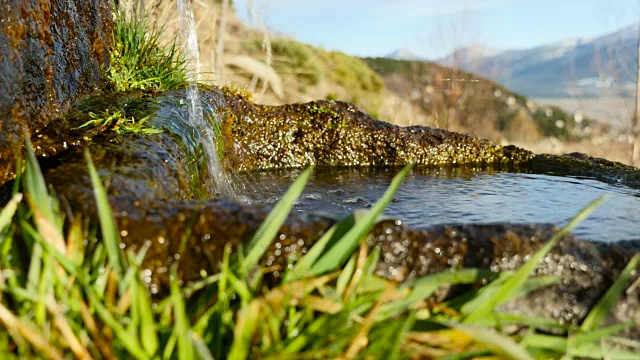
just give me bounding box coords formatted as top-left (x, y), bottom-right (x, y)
top-left (437, 24), bottom-right (639, 98)
top-left (385, 48), bottom-right (423, 61)
top-left (438, 45), bottom-right (502, 66)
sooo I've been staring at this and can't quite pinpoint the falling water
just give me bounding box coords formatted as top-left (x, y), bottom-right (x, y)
top-left (176, 0), bottom-right (236, 198)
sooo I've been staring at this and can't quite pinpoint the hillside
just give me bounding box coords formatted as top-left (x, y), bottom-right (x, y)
top-left (146, 0), bottom-right (631, 163)
top-left (363, 57), bottom-right (601, 143)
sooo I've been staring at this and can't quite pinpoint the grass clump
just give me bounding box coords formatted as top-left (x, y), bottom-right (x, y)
top-left (73, 109), bottom-right (163, 135)
top-left (108, 11), bottom-right (188, 92)
top-left (1, 139), bottom-right (639, 358)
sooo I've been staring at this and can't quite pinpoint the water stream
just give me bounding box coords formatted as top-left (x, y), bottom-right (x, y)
top-left (176, 0), bottom-right (236, 198)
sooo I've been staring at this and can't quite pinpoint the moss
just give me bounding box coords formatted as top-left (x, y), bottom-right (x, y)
top-left (216, 90), bottom-right (533, 171)
top-left (221, 84), bottom-right (255, 102)
top-left (308, 103), bottom-right (340, 118)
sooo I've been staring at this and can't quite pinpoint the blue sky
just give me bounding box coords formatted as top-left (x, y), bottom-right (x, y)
top-left (234, 0), bottom-right (639, 59)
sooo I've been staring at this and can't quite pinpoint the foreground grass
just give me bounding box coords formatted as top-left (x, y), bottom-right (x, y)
top-left (0, 139), bottom-right (639, 359)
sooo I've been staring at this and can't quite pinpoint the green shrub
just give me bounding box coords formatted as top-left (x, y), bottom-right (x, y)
top-left (268, 39), bottom-right (324, 85)
top-left (320, 50), bottom-right (384, 93)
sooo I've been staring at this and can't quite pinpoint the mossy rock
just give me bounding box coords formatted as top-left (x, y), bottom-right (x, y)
top-left (6, 87), bottom-right (640, 335)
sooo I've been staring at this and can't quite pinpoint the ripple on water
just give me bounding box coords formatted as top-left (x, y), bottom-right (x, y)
top-left (238, 167), bottom-right (640, 242)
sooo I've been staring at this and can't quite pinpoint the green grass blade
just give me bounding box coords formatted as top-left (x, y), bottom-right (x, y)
top-left (240, 167), bottom-right (312, 276)
top-left (522, 322), bottom-right (632, 355)
top-left (85, 286), bottom-right (148, 360)
top-left (284, 213), bottom-right (354, 283)
top-left (192, 335), bottom-right (215, 360)
top-left (228, 301), bottom-right (260, 360)
top-left (22, 133), bottom-right (54, 224)
top-left (137, 277), bottom-right (158, 356)
top-left (20, 222), bottom-right (77, 279)
top-left (438, 349), bottom-right (493, 360)
top-left (171, 264), bottom-right (194, 360)
top-left (364, 314), bottom-right (416, 360)
top-left (521, 333), bottom-right (567, 353)
top-left (464, 196), bottom-right (607, 325)
top-left (379, 268), bottom-right (491, 320)
top-left (600, 337), bottom-right (640, 359)
top-left (128, 271), bottom-right (141, 340)
top-left (310, 164), bottom-right (412, 276)
top-left (85, 150), bottom-right (124, 278)
top-left (26, 243), bottom-right (43, 295)
top-left (494, 313), bottom-right (571, 331)
top-left (458, 274), bottom-right (559, 317)
top-left (0, 194), bottom-right (22, 234)
top-left (119, 243), bottom-right (151, 296)
top-left (450, 322), bottom-right (534, 360)
top-left (581, 254), bottom-right (640, 332)
top-left (401, 268), bottom-right (493, 290)
top-left (336, 254), bottom-right (356, 297)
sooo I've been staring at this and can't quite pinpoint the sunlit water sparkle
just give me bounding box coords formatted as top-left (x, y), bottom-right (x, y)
top-left (238, 167), bottom-right (640, 242)
top-left (177, 0), bottom-right (236, 198)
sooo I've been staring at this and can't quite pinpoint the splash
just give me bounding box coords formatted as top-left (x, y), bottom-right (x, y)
top-left (176, 0), bottom-right (236, 198)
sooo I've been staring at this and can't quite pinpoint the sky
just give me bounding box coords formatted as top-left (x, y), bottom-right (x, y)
top-left (233, 0), bottom-right (640, 59)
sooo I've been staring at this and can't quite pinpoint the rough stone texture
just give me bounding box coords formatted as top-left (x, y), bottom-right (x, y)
top-left (2, 0), bottom-right (639, 340)
top-left (525, 152), bottom-right (640, 189)
top-left (12, 88), bottom-right (638, 336)
top-left (0, 0), bottom-right (112, 186)
top-left (218, 90), bottom-right (533, 171)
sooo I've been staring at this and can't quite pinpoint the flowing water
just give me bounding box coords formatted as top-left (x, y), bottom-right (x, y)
top-left (239, 167), bottom-right (640, 242)
top-left (171, 3), bottom-right (638, 241)
top-left (176, 0), bottom-right (236, 198)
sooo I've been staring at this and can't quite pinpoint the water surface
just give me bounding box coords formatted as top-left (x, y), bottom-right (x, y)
top-left (237, 167), bottom-right (640, 242)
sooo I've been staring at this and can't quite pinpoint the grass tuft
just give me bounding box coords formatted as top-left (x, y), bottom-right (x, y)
top-left (108, 10), bottom-right (188, 92)
top-left (0, 140), bottom-right (637, 358)
top-left (74, 110), bottom-right (163, 135)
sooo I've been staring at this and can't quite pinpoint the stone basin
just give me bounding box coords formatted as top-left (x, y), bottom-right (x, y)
top-left (0, 87), bottom-right (635, 336)
top-left (239, 166), bottom-right (640, 242)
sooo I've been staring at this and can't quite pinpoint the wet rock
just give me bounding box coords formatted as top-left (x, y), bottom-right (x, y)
top-left (0, 0), bottom-right (112, 186)
top-left (218, 90), bottom-right (533, 171)
top-left (1, 0), bottom-right (638, 340)
top-left (13, 88), bottom-right (638, 336)
top-left (370, 221), bottom-right (640, 330)
top-left (524, 152), bottom-right (640, 189)
top-left (0, 89), bottom-right (640, 336)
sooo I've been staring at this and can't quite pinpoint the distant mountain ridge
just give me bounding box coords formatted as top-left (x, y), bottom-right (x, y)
top-left (385, 47), bottom-right (424, 61)
top-left (435, 24), bottom-right (639, 98)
